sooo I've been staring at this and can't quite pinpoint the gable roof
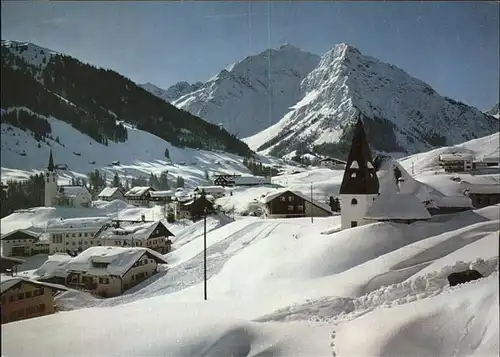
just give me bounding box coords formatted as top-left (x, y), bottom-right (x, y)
top-left (365, 193), bottom-right (431, 220)
top-left (339, 118), bottom-right (380, 195)
top-left (148, 190), bottom-right (174, 198)
top-left (95, 220), bottom-right (174, 241)
top-left (58, 185), bottom-right (91, 198)
top-left (46, 217), bottom-right (111, 231)
top-left (64, 246), bottom-right (168, 277)
top-left (263, 189), bottom-right (333, 214)
top-left (98, 187), bottom-right (124, 198)
top-left (125, 186), bottom-right (154, 197)
top-left (1, 277), bottom-right (69, 295)
top-left (0, 229), bottom-right (40, 241)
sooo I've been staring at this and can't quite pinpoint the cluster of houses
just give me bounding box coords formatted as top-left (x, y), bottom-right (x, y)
top-left (438, 151), bottom-right (499, 173)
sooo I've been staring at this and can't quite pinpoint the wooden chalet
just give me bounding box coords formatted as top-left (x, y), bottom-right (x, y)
top-left (124, 186), bottom-right (155, 207)
top-left (263, 190), bottom-right (333, 218)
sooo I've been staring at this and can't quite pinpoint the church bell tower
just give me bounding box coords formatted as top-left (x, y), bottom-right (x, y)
top-left (44, 149), bottom-right (58, 207)
top-left (339, 118), bottom-right (380, 230)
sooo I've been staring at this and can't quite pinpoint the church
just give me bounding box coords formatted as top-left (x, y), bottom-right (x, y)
top-left (338, 118), bottom-right (431, 230)
top-left (44, 150), bottom-right (92, 208)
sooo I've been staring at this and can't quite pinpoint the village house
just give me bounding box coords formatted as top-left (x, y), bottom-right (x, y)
top-left (364, 192), bottom-right (431, 224)
top-left (263, 190), bottom-right (333, 218)
top-left (56, 185), bottom-right (93, 208)
top-left (0, 229), bottom-right (41, 257)
top-left (0, 256), bottom-right (25, 274)
top-left (460, 180), bottom-right (500, 209)
top-left (147, 190), bottom-right (175, 205)
top-left (213, 174), bottom-right (241, 187)
top-left (46, 217), bottom-right (112, 254)
top-left (234, 175), bottom-right (272, 187)
top-left (193, 186), bottom-right (226, 199)
top-left (62, 246), bottom-right (168, 298)
top-left (93, 219), bottom-right (174, 254)
top-left (319, 157), bottom-right (347, 169)
top-left (423, 195), bottom-right (473, 215)
top-left (125, 186), bottom-right (155, 207)
top-left (1, 277), bottom-right (68, 324)
top-left (97, 187), bottom-right (126, 202)
top-left (438, 153), bottom-right (473, 173)
top-left (173, 195), bottom-right (215, 221)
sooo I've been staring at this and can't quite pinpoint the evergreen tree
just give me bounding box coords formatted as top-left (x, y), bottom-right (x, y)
top-left (112, 173), bottom-right (121, 188)
top-left (176, 175), bottom-right (185, 188)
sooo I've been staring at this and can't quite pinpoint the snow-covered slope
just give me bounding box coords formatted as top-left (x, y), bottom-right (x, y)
top-left (1, 40), bottom-right (57, 70)
top-left (139, 81), bottom-right (203, 103)
top-left (488, 102), bottom-right (500, 119)
top-left (2, 204), bottom-right (498, 357)
top-left (0, 115), bottom-right (275, 185)
top-left (245, 43), bottom-right (498, 157)
top-left (172, 44), bottom-right (320, 138)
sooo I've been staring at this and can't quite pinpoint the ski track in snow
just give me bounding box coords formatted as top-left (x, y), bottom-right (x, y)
top-left (69, 221), bottom-right (281, 308)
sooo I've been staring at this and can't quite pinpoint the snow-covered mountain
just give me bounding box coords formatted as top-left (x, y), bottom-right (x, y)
top-left (139, 81), bottom-right (203, 103)
top-left (487, 103), bottom-right (499, 119)
top-left (1, 40), bottom-right (57, 70)
top-left (172, 44), bottom-right (320, 138)
top-left (244, 43), bottom-right (498, 157)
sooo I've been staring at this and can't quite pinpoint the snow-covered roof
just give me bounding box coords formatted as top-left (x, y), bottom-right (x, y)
top-left (46, 217), bottom-right (112, 232)
top-left (0, 228), bottom-right (40, 241)
top-left (33, 254), bottom-right (73, 279)
top-left (428, 195), bottom-right (473, 208)
top-left (439, 153), bottom-right (473, 162)
top-left (148, 190), bottom-right (174, 198)
top-left (98, 187), bottom-right (123, 198)
top-left (365, 193), bottom-right (431, 220)
top-left (1, 276), bottom-right (69, 294)
top-left (481, 153), bottom-right (499, 163)
top-left (64, 247), bottom-right (168, 277)
top-left (234, 176), bottom-right (271, 185)
top-left (461, 182), bottom-right (500, 194)
top-left (58, 185), bottom-right (91, 198)
top-left (263, 189), bottom-right (333, 213)
top-left (125, 186), bottom-right (153, 197)
top-left (95, 220), bottom-right (173, 241)
top-left (194, 186), bottom-right (226, 193)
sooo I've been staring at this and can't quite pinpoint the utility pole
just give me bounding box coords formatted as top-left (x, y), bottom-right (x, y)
top-left (412, 161), bottom-right (415, 176)
top-left (310, 182), bottom-right (314, 224)
top-left (203, 207), bottom-right (207, 300)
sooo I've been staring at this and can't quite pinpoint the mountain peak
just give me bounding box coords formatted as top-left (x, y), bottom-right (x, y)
top-left (278, 43), bottom-right (301, 52)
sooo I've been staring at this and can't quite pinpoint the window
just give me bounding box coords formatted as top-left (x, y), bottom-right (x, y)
top-left (288, 196), bottom-right (294, 202)
top-left (99, 278), bottom-right (109, 284)
top-left (298, 205), bottom-right (304, 211)
top-left (25, 291), bottom-right (32, 299)
top-left (90, 241), bottom-right (94, 245)
top-left (351, 198), bottom-right (358, 205)
top-left (78, 233), bottom-right (82, 237)
top-left (84, 233), bottom-right (88, 237)
top-left (351, 172), bottom-right (357, 178)
top-left (72, 233), bottom-right (76, 238)
top-left (280, 196), bottom-right (286, 202)
top-left (18, 293), bottom-right (25, 300)
top-left (351, 221), bottom-right (358, 228)
top-left (288, 205), bottom-right (294, 211)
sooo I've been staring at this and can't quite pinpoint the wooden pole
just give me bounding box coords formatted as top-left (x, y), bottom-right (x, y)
top-left (310, 182), bottom-right (314, 224)
top-left (204, 208), bottom-right (207, 300)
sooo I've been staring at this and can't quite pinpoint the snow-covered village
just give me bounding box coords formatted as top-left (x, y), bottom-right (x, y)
top-left (1, 2), bottom-right (499, 357)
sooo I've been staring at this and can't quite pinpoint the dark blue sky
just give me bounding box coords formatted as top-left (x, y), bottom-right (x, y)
top-left (1, 1), bottom-right (498, 110)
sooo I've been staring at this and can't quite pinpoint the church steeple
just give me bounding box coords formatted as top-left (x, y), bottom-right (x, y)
top-left (339, 118), bottom-right (379, 195)
top-left (48, 149), bottom-right (55, 172)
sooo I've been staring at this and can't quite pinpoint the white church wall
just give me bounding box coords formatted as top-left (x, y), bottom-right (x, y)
top-left (340, 193), bottom-right (378, 230)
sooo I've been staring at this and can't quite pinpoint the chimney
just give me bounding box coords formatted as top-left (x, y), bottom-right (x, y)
top-left (141, 214), bottom-right (146, 222)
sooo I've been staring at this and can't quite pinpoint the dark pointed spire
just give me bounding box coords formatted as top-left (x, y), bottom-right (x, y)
top-left (339, 118), bottom-right (380, 195)
top-left (48, 149), bottom-right (55, 172)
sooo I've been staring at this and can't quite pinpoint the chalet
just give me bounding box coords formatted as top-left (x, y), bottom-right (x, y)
top-left (1, 278), bottom-right (69, 324)
top-left (63, 246), bottom-right (168, 297)
top-left (213, 174), bottom-right (241, 187)
top-left (0, 256), bottom-right (25, 274)
top-left (319, 157), bottom-right (346, 169)
top-left (93, 220), bottom-right (174, 254)
top-left (125, 186), bottom-right (155, 207)
top-left (0, 229), bottom-right (41, 257)
top-left (148, 190), bottom-right (175, 204)
top-left (364, 193), bottom-right (431, 224)
top-left (46, 217), bottom-right (112, 254)
top-left (97, 187), bottom-right (125, 201)
top-left (193, 186), bottom-right (226, 199)
top-left (57, 185), bottom-right (92, 208)
top-left (438, 153), bottom-right (473, 173)
top-left (263, 190), bottom-right (333, 218)
top-left (234, 175), bottom-right (271, 186)
top-left (177, 195), bottom-right (215, 221)
top-left (460, 180), bottom-right (500, 209)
